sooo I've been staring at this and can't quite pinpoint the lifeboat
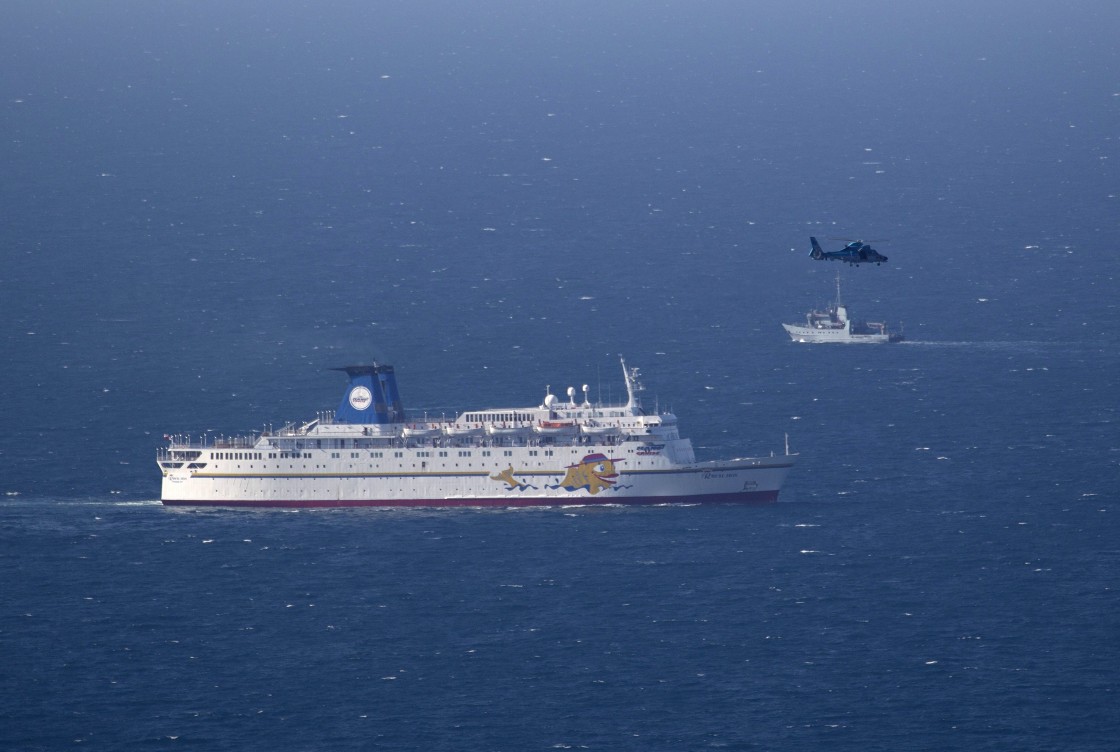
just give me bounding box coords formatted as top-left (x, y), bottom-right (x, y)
top-left (401, 424), bottom-right (439, 438)
top-left (533, 420), bottom-right (579, 437)
top-left (443, 423), bottom-right (484, 438)
top-left (580, 421), bottom-right (621, 438)
top-left (485, 422), bottom-right (530, 437)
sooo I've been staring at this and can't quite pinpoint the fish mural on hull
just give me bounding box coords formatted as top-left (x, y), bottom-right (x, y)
top-left (550, 453), bottom-right (623, 495)
top-left (490, 466), bottom-right (535, 491)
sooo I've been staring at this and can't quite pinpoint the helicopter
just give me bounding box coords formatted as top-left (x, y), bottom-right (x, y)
top-left (809, 236), bottom-right (888, 265)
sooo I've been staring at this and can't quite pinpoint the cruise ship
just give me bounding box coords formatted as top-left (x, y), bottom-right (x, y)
top-left (157, 358), bottom-right (794, 508)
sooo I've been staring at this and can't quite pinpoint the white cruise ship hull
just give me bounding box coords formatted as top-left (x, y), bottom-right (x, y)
top-left (161, 452), bottom-right (792, 508)
top-left (158, 357), bottom-right (794, 509)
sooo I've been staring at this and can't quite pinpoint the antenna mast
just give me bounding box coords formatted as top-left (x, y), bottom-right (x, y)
top-left (620, 356), bottom-right (643, 410)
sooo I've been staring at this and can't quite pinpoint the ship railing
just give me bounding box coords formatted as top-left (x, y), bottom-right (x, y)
top-left (267, 412), bottom-right (337, 436)
top-left (161, 433), bottom-right (260, 451)
top-left (272, 422), bottom-right (302, 437)
top-left (211, 435), bottom-right (260, 448)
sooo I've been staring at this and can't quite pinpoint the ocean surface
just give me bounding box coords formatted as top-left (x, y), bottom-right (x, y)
top-left (2, 2), bottom-right (1118, 749)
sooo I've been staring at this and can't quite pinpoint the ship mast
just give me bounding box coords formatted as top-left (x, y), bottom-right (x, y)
top-left (620, 356), bottom-right (643, 411)
top-left (833, 270), bottom-right (850, 327)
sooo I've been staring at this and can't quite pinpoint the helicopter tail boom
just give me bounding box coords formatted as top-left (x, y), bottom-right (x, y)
top-left (809, 236), bottom-right (824, 260)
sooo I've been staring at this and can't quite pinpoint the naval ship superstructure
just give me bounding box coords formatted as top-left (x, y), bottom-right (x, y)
top-left (782, 273), bottom-right (903, 344)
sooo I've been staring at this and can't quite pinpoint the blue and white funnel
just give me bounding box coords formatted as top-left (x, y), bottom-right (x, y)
top-left (332, 364), bottom-right (405, 424)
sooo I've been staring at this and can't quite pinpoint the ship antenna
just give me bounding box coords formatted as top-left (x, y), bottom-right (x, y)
top-left (835, 271), bottom-right (842, 306)
top-left (620, 355), bottom-right (643, 410)
top-left (620, 356), bottom-right (633, 408)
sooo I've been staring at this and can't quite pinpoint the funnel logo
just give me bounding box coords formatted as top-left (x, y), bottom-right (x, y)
top-left (348, 386), bottom-right (372, 411)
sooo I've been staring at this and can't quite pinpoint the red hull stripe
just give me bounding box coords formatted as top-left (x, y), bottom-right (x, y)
top-left (162, 490), bottom-right (780, 509)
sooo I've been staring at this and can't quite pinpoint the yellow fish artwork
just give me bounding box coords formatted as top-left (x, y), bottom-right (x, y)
top-left (490, 466), bottom-right (530, 491)
top-left (555, 453), bottom-right (622, 495)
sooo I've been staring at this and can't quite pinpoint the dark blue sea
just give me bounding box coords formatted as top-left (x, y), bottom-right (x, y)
top-left (2, 2), bottom-right (1118, 749)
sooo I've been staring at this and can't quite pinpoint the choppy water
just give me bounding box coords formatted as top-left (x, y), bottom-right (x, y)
top-left (3, 2), bottom-right (1119, 749)
top-left (4, 335), bottom-right (1117, 750)
top-left (3, 493), bottom-right (1116, 751)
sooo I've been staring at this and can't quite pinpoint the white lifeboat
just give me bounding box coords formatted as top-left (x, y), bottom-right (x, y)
top-left (485, 422), bottom-right (530, 437)
top-left (401, 424), bottom-right (439, 438)
top-left (443, 423), bottom-right (484, 438)
top-left (580, 420), bottom-right (621, 438)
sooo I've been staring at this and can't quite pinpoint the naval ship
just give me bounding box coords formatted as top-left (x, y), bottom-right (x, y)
top-left (157, 358), bottom-right (794, 508)
top-left (782, 274), bottom-right (903, 344)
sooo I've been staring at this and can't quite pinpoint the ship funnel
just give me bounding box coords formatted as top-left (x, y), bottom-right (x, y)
top-left (331, 363), bottom-right (405, 424)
